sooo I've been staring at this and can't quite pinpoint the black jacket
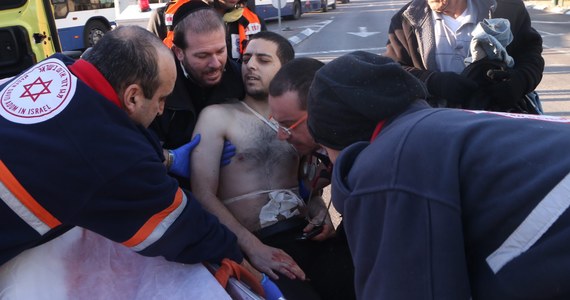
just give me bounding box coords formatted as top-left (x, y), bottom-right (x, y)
top-left (150, 58), bottom-right (244, 150)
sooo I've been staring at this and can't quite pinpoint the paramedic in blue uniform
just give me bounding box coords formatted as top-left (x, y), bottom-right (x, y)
top-left (306, 51), bottom-right (570, 300)
top-left (0, 25), bottom-right (250, 273)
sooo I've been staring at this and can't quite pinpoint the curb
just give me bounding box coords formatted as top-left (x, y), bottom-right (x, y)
top-left (525, 3), bottom-right (570, 14)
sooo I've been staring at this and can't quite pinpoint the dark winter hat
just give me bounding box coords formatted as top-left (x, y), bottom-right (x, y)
top-left (307, 51), bottom-right (427, 150)
top-left (172, 0), bottom-right (212, 29)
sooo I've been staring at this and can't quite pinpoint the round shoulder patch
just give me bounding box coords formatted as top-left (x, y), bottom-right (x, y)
top-left (0, 58), bottom-right (77, 124)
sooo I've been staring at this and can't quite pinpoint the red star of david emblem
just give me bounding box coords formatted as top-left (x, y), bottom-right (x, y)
top-left (20, 77), bottom-right (53, 102)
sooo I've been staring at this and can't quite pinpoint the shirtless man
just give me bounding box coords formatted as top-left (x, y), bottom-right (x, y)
top-left (191, 32), bottom-right (338, 299)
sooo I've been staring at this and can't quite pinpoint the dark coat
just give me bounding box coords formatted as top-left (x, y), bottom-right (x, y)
top-left (333, 101), bottom-right (570, 299)
top-left (150, 57), bottom-right (244, 150)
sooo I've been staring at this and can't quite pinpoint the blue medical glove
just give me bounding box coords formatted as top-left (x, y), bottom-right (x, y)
top-left (168, 134), bottom-right (201, 179)
top-left (261, 273), bottom-right (285, 300)
top-left (221, 139), bottom-right (236, 167)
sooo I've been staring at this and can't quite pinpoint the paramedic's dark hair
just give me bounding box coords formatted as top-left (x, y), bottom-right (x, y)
top-left (269, 57), bottom-right (324, 109)
top-left (84, 26), bottom-right (166, 99)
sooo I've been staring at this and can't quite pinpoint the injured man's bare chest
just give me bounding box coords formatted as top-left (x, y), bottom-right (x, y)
top-left (217, 109), bottom-right (305, 232)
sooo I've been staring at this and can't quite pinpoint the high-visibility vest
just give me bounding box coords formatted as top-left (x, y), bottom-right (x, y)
top-left (236, 8), bottom-right (262, 55)
top-left (162, 0), bottom-right (191, 48)
top-left (162, 1), bottom-right (262, 53)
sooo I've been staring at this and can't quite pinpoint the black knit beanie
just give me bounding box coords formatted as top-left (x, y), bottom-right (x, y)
top-left (307, 51), bottom-right (427, 150)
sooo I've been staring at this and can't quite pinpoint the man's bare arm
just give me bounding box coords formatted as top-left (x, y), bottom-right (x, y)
top-left (190, 105), bottom-right (305, 280)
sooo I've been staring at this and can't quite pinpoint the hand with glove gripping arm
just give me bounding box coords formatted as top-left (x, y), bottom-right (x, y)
top-left (165, 134), bottom-right (237, 179)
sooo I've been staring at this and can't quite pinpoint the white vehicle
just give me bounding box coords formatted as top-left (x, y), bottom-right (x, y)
top-left (51, 0), bottom-right (116, 51)
top-left (254, 0), bottom-right (302, 21)
top-left (254, 0), bottom-right (334, 21)
top-left (115, 2), bottom-right (167, 28)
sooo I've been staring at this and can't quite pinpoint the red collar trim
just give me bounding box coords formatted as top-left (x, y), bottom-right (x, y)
top-left (370, 120), bottom-right (386, 142)
top-left (69, 59), bottom-right (122, 108)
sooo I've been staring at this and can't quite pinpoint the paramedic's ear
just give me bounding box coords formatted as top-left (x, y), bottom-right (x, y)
top-left (121, 83), bottom-right (141, 113)
top-left (172, 44), bottom-right (185, 62)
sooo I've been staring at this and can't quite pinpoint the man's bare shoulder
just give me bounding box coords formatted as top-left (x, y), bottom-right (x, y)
top-left (201, 99), bottom-right (242, 112)
top-left (198, 100), bottom-right (243, 123)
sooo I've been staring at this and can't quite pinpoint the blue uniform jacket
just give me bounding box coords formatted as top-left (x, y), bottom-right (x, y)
top-left (332, 101), bottom-right (570, 299)
top-left (0, 54), bottom-right (242, 266)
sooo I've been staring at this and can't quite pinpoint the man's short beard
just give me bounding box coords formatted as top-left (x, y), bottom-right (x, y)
top-left (183, 59), bottom-right (223, 88)
top-left (247, 89), bottom-right (268, 101)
